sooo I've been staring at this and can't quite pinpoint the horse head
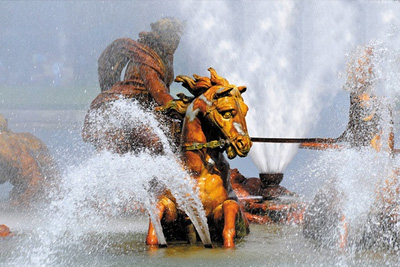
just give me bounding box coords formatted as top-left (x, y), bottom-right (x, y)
top-left (176, 68), bottom-right (252, 159)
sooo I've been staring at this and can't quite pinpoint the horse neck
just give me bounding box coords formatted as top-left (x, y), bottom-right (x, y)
top-left (181, 99), bottom-right (221, 170)
top-left (182, 99), bottom-right (207, 145)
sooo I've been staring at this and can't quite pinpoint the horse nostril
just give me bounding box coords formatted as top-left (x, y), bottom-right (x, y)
top-left (234, 136), bottom-right (251, 156)
top-left (237, 137), bottom-right (245, 149)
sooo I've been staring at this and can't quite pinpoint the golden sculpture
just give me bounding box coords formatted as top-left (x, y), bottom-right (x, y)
top-left (146, 68), bottom-right (252, 248)
top-left (82, 18), bottom-right (252, 247)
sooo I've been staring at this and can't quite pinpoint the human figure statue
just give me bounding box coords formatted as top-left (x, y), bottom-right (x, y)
top-left (82, 17), bottom-right (187, 154)
top-left (336, 46), bottom-right (394, 153)
top-left (0, 114), bottom-right (58, 207)
top-left (304, 45), bottom-right (397, 249)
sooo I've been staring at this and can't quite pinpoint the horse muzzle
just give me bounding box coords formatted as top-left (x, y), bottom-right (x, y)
top-left (226, 135), bottom-right (252, 159)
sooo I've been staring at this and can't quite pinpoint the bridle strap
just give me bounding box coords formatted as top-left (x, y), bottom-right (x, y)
top-left (183, 93), bottom-right (243, 151)
top-left (183, 139), bottom-right (229, 151)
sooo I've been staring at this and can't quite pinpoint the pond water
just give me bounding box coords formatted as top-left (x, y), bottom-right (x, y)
top-left (2, 209), bottom-right (398, 267)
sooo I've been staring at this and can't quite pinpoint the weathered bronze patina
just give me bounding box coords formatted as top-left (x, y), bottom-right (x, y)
top-left (0, 114), bottom-right (58, 207)
top-left (82, 17), bottom-right (186, 153)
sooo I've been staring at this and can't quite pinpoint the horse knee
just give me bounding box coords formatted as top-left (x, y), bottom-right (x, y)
top-left (213, 200), bottom-right (239, 222)
top-left (223, 200), bottom-right (240, 216)
top-left (160, 197), bottom-right (177, 222)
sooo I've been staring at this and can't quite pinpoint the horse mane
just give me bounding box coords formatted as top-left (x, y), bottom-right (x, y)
top-left (175, 67), bottom-right (229, 97)
top-left (172, 68), bottom-right (248, 120)
top-left (175, 68), bottom-right (247, 99)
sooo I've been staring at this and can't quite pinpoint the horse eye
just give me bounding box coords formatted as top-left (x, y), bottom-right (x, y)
top-left (222, 110), bottom-right (234, 119)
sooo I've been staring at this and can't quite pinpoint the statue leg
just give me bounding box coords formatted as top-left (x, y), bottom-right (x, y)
top-left (146, 197), bottom-right (177, 246)
top-left (222, 199), bottom-right (240, 248)
top-left (13, 152), bottom-right (43, 206)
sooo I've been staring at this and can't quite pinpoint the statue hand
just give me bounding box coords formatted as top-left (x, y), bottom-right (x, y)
top-left (155, 99), bottom-right (189, 116)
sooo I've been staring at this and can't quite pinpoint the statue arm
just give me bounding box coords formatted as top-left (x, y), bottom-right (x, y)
top-left (139, 64), bottom-right (173, 106)
top-left (336, 96), bottom-right (355, 142)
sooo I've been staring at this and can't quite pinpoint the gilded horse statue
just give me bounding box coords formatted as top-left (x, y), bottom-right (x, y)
top-left (146, 68), bottom-right (252, 248)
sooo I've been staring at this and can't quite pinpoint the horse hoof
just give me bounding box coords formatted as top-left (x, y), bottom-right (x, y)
top-left (204, 243), bottom-right (213, 249)
top-left (223, 242), bottom-right (235, 248)
top-left (158, 243), bottom-right (168, 248)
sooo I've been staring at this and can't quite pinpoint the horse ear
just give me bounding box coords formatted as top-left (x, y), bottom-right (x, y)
top-left (215, 86), bottom-right (234, 98)
top-left (238, 86), bottom-right (247, 94)
top-left (208, 67), bottom-right (229, 86)
top-left (175, 75), bottom-right (196, 94)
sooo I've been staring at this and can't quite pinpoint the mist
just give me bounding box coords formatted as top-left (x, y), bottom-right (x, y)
top-left (1, 1), bottom-right (400, 198)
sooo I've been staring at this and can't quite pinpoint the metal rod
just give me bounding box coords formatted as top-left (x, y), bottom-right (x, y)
top-left (250, 137), bottom-right (337, 144)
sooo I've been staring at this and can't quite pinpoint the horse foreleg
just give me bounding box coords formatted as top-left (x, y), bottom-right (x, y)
top-left (146, 203), bottom-right (164, 246)
top-left (146, 197), bottom-right (177, 246)
top-left (222, 200), bottom-right (240, 248)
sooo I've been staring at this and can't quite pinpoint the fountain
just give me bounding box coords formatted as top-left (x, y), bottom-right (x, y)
top-left (2, 0), bottom-right (400, 266)
top-left (303, 42), bottom-right (400, 250)
top-left (259, 173), bottom-right (284, 187)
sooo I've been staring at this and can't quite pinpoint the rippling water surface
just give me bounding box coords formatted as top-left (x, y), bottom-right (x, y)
top-left (2, 209), bottom-right (399, 267)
